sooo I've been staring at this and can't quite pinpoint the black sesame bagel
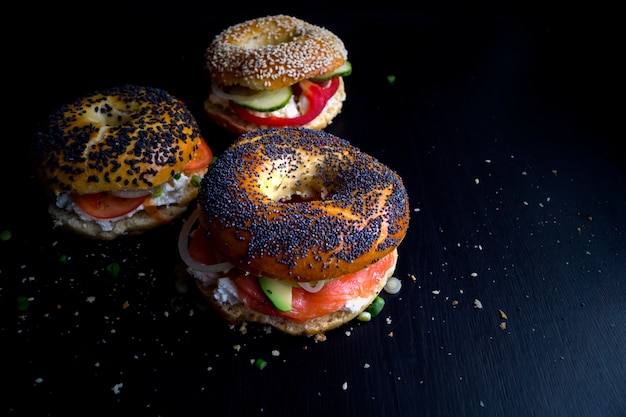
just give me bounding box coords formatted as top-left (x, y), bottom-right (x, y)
top-left (33, 85), bottom-right (205, 195)
top-left (197, 127), bottom-right (410, 283)
top-left (32, 84), bottom-right (213, 239)
top-left (206, 15), bottom-right (347, 91)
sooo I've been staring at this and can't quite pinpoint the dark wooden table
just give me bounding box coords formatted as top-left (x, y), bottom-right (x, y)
top-left (3, 6), bottom-right (624, 417)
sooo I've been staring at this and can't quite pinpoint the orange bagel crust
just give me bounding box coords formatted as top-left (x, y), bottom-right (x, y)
top-left (33, 84), bottom-right (205, 195)
top-left (197, 127), bottom-right (410, 282)
top-left (205, 15), bottom-right (347, 91)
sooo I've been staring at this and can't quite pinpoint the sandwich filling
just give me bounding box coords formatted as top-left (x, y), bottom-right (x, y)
top-left (179, 209), bottom-right (395, 324)
top-left (55, 171), bottom-right (203, 232)
top-left (208, 62), bottom-right (350, 128)
top-left (51, 137), bottom-right (213, 232)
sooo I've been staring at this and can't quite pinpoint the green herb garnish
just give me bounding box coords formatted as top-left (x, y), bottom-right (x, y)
top-left (366, 296), bottom-right (385, 317)
top-left (191, 175), bottom-right (202, 187)
top-left (254, 358), bottom-right (268, 370)
top-left (106, 262), bottom-right (121, 277)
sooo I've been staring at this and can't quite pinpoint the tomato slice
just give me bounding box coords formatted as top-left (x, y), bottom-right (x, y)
top-left (233, 251), bottom-right (395, 323)
top-left (183, 137), bottom-right (213, 173)
top-left (73, 192), bottom-right (147, 220)
top-left (230, 78), bottom-right (340, 127)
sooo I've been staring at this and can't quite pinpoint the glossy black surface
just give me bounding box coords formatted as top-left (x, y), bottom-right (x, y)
top-left (4, 6), bottom-right (624, 417)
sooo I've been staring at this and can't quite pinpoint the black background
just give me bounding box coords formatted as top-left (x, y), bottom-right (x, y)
top-left (3, 4), bottom-right (624, 417)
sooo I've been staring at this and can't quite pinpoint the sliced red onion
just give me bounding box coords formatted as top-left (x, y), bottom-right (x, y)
top-left (298, 280), bottom-right (326, 293)
top-left (211, 82), bottom-right (254, 102)
top-left (178, 208), bottom-right (233, 275)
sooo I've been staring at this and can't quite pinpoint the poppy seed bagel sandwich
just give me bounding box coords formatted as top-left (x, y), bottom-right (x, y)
top-left (178, 128), bottom-right (410, 336)
top-left (32, 84), bottom-right (213, 240)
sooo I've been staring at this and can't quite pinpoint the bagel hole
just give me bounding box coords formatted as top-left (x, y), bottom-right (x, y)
top-left (278, 183), bottom-right (330, 204)
top-left (262, 159), bottom-right (335, 203)
top-left (88, 101), bottom-right (137, 127)
top-left (244, 32), bottom-right (297, 48)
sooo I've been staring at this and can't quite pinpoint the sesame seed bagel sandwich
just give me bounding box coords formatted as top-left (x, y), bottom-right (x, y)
top-left (204, 15), bottom-right (351, 134)
top-left (32, 85), bottom-right (213, 240)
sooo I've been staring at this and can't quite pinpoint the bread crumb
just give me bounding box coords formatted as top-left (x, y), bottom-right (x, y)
top-left (499, 309), bottom-right (508, 319)
top-left (473, 299), bottom-right (483, 309)
top-left (499, 322), bottom-right (507, 330)
top-left (314, 333), bottom-right (327, 342)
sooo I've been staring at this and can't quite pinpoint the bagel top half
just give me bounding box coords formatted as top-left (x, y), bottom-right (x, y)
top-left (32, 85), bottom-right (205, 196)
top-left (205, 15), bottom-right (348, 91)
top-left (197, 127), bottom-right (410, 283)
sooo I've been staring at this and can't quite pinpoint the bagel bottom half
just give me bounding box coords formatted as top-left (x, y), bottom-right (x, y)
top-left (194, 249), bottom-right (397, 337)
top-left (204, 78), bottom-right (346, 135)
top-left (47, 173), bottom-right (204, 240)
top-left (49, 204), bottom-right (190, 240)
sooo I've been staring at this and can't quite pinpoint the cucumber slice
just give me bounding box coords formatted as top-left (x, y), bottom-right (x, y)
top-left (310, 61), bottom-right (352, 82)
top-left (230, 86), bottom-right (293, 112)
top-left (258, 276), bottom-right (293, 312)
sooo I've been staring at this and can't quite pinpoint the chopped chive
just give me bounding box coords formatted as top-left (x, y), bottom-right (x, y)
top-left (254, 358), bottom-right (268, 370)
top-left (191, 175), bottom-right (202, 187)
top-left (170, 296), bottom-right (184, 312)
top-left (17, 296), bottom-right (30, 311)
top-left (366, 296), bottom-right (385, 317)
top-left (0, 230), bottom-right (11, 241)
top-left (152, 187), bottom-right (163, 198)
top-left (106, 262), bottom-right (121, 277)
top-left (59, 254), bottom-right (68, 264)
top-left (384, 277), bottom-right (402, 294)
top-left (357, 311), bottom-right (372, 321)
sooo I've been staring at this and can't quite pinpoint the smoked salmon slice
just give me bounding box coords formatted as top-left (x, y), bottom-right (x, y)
top-left (234, 251), bottom-right (395, 323)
